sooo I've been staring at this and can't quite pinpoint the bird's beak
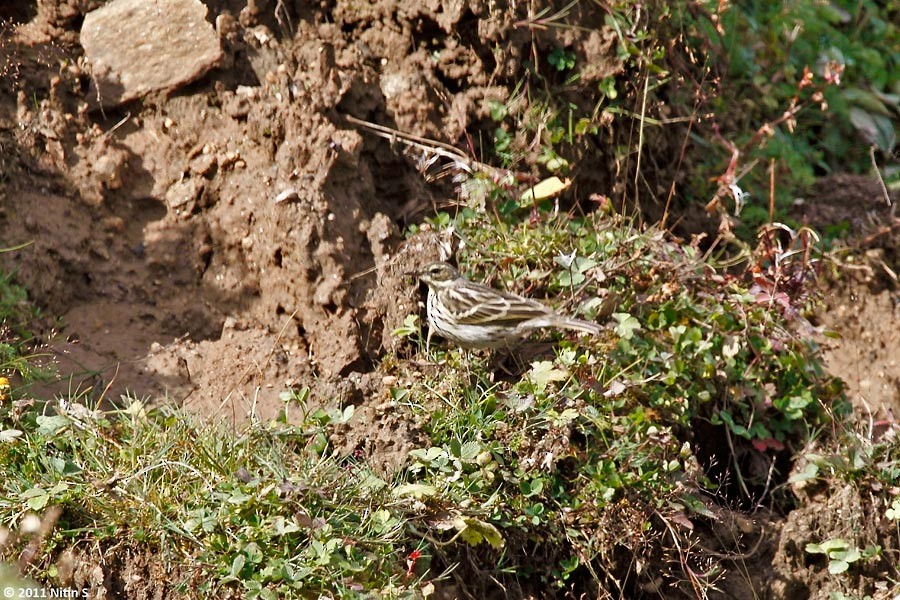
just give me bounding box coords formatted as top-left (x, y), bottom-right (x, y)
top-left (404, 269), bottom-right (420, 278)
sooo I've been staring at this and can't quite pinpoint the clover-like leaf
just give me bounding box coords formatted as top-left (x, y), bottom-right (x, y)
top-left (454, 516), bottom-right (505, 549)
top-left (613, 313), bottom-right (641, 340)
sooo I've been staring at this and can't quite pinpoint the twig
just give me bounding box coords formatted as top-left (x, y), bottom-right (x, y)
top-left (344, 115), bottom-right (489, 175)
top-left (869, 145), bottom-right (892, 208)
top-left (699, 527), bottom-right (767, 561)
top-left (633, 66), bottom-right (650, 214)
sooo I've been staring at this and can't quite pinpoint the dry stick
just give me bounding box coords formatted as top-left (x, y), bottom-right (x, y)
top-left (274, 0), bottom-right (293, 37)
top-left (869, 145), bottom-right (892, 208)
top-left (514, 0), bottom-right (580, 30)
top-left (723, 425), bottom-right (752, 500)
top-left (103, 112), bottom-right (131, 139)
top-left (344, 115), bottom-right (485, 173)
top-left (860, 220), bottom-right (900, 246)
top-left (633, 65), bottom-right (650, 216)
top-left (768, 158), bottom-right (775, 224)
top-left (96, 362), bottom-right (120, 406)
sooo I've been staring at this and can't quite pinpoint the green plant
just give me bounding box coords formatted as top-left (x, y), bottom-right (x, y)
top-left (548, 47), bottom-right (576, 72)
top-left (0, 198), bottom-right (858, 598)
top-left (382, 202), bottom-right (847, 592)
top-left (0, 397), bottom-right (419, 598)
top-left (0, 268), bottom-right (52, 388)
top-left (804, 538), bottom-right (875, 575)
top-left (886, 498), bottom-right (900, 521)
top-left (669, 0), bottom-right (900, 233)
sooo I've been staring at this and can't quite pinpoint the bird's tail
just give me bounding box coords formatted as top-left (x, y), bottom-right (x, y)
top-left (557, 317), bottom-right (604, 336)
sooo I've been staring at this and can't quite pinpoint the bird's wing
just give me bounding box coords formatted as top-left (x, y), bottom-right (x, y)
top-left (441, 282), bottom-right (552, 325)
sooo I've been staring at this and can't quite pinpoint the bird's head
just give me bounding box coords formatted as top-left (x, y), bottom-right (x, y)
top-left (416, 261), bottom-right (460, 288)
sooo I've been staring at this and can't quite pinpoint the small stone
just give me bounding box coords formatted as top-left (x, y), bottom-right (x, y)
top-left (93, 154), bottom-right (122, 189)
top-left (190, 152), bottom-right (217, 177)
top-left (101, 216), bottom-right (126, 233)
top-left (224, 95), bottom-right (251, 119)
top-left (165, 178), bottom-right (202, 213)
top-left (218, 151), bottom-right (240, 169)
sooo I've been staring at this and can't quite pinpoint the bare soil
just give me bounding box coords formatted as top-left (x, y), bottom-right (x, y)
top-left (1, 2), bottom-right (899, 599)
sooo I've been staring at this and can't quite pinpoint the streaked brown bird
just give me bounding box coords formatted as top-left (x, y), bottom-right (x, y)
top-left (415, 261), bottom-right (602, 349)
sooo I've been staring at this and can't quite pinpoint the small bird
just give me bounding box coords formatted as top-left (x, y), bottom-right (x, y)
top-left (415, 261), bottom-right (603, 349)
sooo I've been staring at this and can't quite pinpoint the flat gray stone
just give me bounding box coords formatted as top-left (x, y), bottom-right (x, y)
top-left (81, 0), bottom-right (222, 107)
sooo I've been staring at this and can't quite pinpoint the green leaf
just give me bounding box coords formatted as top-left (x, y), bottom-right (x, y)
top-left (599, 77), bottom-right (618, 99)
top-left (271, 516), bottom-right (301, 536)
top-left (521, 478), bottom-right (544, 496)
top-left (458, 441), bottom-right (481, 462)
top-left (717, 410), bottom-right (750, 438)
top-left (829, 547), bottom-right (861, 563)
top-left (788, 461), bottom-right (819, 484)
top-left (487, 99), bottom-right (508, 122)
top-left (227, 490), bottom-right (253, 504)
top-left (230, 553), bottom-right (246, 577)
top-left (886, 500), bottom-right (900, 521)
top-left (410, 447), bottom-right (446, 463)
top-left (36, 414), bottom-right (70, 435)
top-left (527, 361), bottom-right (568, 392)
top-left (555, 270), bottom-right (585, 287)
top-left (848, 107), bottom-right (896, 151)
top-left (842, 88), bottom-right (893, 116)
top-left (828, 559), bottom-right (849, 575)
top-left (258, 589), bottom-right (278, 600)
top-left (454, 516), bottom-right (505, 549)
top-left (0, 429), bottom-right (22, 443)
top-left (548, 48), bottom-right (576, 71)
top-left (392, 313), bottom-right (420, 338)
top-left (370, 509), bottom-right (398, 535)
top-left (551, 408), bottom-right (580, 424)
top-left (806, 538), bottom-right (849, 555)
top-left (494, 128), bottom-right (511, 152)
top-left (240, 542), bottom-right (264, 565)
top-left (355, 467), bottom-right (388, 493)
top-left (613, 313), bottom-right (641, 340)
top-left (21, 487), bottom-right (50, 511)
top-left (553, 256), bottom-right (598, 283)
top-left (805, 542), bottom-right (825, 554)
top-left (392, 483), bottom-right (437, 499)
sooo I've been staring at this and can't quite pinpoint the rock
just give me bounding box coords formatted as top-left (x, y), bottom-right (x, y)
top-left (165, 178), bottom-right (203, 215)
top-left (80, 0), bottom-right (222, 107)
